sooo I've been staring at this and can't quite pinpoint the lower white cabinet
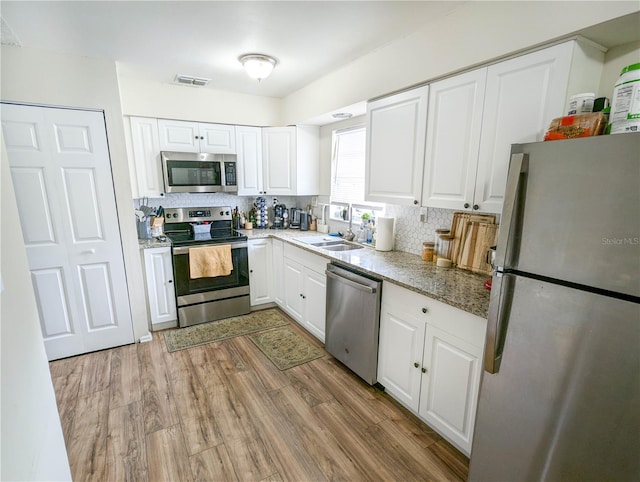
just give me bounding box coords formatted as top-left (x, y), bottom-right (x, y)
top-left (282, 244), bottom-right (327, 342)
top-left (248, 238), bottom-right (273, 306)
top-left (377, 282), bottom-right (486, 455)
top-left (143, 247), bottom-right (177, 329)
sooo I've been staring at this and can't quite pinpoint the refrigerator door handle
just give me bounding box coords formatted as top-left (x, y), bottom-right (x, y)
top-left (495, 153), bottom-right (528, 270)
top-left (484, 272), bottom-right (516, 374)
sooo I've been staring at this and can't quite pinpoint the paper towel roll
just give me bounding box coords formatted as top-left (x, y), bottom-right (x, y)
top-left (375, 217), bottom-right (395, 251)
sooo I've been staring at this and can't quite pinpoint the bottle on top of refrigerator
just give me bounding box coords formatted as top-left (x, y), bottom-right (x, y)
top-left (609, 62), bottom-right (640, 134)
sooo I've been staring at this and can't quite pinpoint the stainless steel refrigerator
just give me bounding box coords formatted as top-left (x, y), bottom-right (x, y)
top-left (469, 133), bottom-right (640, 481)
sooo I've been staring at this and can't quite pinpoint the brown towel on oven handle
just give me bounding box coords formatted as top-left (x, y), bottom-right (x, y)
top-left (189, 245), bottom-right (233, 279)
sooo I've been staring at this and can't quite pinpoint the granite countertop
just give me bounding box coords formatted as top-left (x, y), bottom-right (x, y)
top-left (138, 238), bottom-right (172, 249)
top-left (241, 228), bottom-right (491, 319)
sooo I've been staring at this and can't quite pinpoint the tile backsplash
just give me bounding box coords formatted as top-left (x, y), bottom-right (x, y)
top-left (137, 194), bottom-right (460, 257)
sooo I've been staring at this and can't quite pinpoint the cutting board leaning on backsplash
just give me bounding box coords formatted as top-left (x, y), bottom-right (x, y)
top-left (449, 213), bottom-right (498, 275)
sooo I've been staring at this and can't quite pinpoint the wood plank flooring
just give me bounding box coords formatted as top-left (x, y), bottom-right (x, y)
top-left (50, 310), bottom-right (469, 482)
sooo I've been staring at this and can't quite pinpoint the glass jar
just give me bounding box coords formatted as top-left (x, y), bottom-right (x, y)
top-left (434, 228), bottom-right (450, 261)
top-left (421, 241), bottom-right (435, 261)
top-left (437, 234), bottom-right (454, 261)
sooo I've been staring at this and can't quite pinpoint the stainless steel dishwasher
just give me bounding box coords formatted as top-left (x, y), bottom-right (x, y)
top-left (325, 263), bottom-right (382, 385)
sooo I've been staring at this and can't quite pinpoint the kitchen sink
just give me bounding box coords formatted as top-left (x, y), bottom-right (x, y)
top-left (310, 240), bottom-right (344, 247)
top-left (321, 243), bottom-right (364, 252)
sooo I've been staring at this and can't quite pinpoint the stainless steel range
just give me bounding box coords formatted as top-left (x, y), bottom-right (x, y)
top-left (164, 206), bottom-right (250, 327)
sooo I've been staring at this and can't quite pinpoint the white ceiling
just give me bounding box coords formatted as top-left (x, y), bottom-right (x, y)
top-left (0, 1), bottom-right (467, 99)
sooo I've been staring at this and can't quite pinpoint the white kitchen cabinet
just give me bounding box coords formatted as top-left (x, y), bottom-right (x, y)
top-left (129, 116), bottom-right (165, 198)
top-left (236, 126), bottom-right (264, 196)
top-left (282, 244), bottom-right (327, 341)
top-left (248, 238), bottom-right (273, 306)
top-left (158, 119), bottom-right (236, 154)
top-left (377, 281), bottom-right (486, 455)
top-left (271, 238), bottom-right (285, 307)
top-left (365, 85), bottom-right (428, 206)
top-left (423, 39), bottom-right (604, 213)
top-left (421, 70), bottom-right (487, 211)
top-left (261, 126), bottom-right (320, 196)
top-left (143, 247), bottom-right (177, 329)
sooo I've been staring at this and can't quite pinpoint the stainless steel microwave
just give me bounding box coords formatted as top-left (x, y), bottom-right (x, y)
top-left (161, 151), bottom-right (238, 193)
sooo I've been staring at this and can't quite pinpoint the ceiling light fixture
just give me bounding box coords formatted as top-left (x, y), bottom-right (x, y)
top-left (332, 112), bottom-right (353, 119)
top-left (239, 54), bottom-right (278, 82)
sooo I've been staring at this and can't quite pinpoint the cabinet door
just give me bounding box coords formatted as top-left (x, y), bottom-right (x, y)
top-left (262, 127), bottom-right (296, 195)
top-left (272, 238), bottom-right (284, 307)
top-left (199, 123), bottom-right (236, 154)
top-left (143, 247), bottom-right (177, 326)
top-left (283, 258), bottom-right (304, 323)
top-left (475, 42), bottom-right (573, 213)
top-left (302, 268), bottom-right (326, 342)
top-left (157, 119), bottom-right (200, 152)
top-left (377, 303), bottom-right (426, 412)
top-left (236, 126), bottom-right (264, 195)
top-left (248, 239), bottom-right (273, 306)
top-left (422, 70), bottom-right (486, 210)
top-left (419, 324), bottom-right (483, 455)
top-left (130, 116), bottom-right (164, 198)
top-left (365, 86), bottom-right (428, 206)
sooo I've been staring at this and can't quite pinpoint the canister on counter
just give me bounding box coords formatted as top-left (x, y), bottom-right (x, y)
top-left (434, 228), bottom-right (450, 262)
top-left (437, 234), bottom-right (454, 261)
top-left (422, 241), bottom-right (435, 261)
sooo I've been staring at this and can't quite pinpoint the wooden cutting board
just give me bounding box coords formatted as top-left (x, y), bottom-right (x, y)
top-left (457, 221), bottom-right (499, 274)
top-left (449, 212), bottom-right (496, 264)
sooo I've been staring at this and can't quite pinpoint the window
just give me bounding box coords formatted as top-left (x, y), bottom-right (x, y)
top-left (330, 126), bottom-right (383, 223)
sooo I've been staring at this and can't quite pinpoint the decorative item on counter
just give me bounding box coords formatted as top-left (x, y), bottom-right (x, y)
top-left (543, 112), bottom-right (606, 140)
top-left (422, 241), bottom-right (435, 261)
top-left (433, 228), bottom-right (450, 262)
top-left (609, 62), bottom-right (640, 135)
top-left (254, 196), bottom-right (268, 228)
top-left (436, 234), bottom-right (454, 263)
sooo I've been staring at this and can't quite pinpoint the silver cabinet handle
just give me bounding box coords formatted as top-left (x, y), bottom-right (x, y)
top-left (484, 272), bottom-right (515, 374)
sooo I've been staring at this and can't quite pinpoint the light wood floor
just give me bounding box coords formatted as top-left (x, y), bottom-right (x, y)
top-left (50, 310), bottom-right (469, 482)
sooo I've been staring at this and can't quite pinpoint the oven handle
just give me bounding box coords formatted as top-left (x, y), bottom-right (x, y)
top-left (172, 242), bottom-right (247, 254)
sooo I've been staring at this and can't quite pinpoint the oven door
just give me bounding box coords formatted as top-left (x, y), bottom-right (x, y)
top-left (172, 241), bottom-right (249, 301)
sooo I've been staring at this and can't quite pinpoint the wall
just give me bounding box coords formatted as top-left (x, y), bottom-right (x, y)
top-left (282, 1), bottom-right (639, 125)
top-left (118, 75), bottom-right (281, 126)
top-left (0, 45), bottom-right (150, 343)
top-left (1, 135), bottom-right (72, 480)
top-left (599, 41), bottom-right (640, 98)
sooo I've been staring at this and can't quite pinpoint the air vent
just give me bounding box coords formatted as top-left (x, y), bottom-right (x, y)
top-left (175, 75), bottom-right (210, 87)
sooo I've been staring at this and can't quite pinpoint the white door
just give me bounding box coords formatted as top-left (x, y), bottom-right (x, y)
top-left (271, 238), bottom-right (284, 307)
top-left (247, 238), bottom-right (273, 306)
top-left (422, 69), bottom-right (487, 211)
top-left (377, 304), bottom-right (425, 412)
top-left (2, 104), bottom-right (135, 360)
top-left (283, 258), bottom-right (304, 322)
top-left (129, 116), bottom-right (164, 198)
top-left (143, 247), bottom-right (177, 327)
top-left (236, 126), bottom-right (264, 195)
top-left (365, 86), bottom-right (428, 206)
top-left (475, 42), bottom-right (573, 213)
top-left (419, 324), bottom-right (483, 455)
top-left (199, 123), bottom-right (236, 154)
top-left (302, 268), bottom-right (326, 342)
top-left (157, 119), bottom-right (199, 152)
top-left (262, 127), bottom-right (296, 195)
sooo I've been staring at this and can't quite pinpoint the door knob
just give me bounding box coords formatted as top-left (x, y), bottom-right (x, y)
top-left (421, 367), bottom-right (427, 373)
top-left (464, 202), bottom-right (470, 209)
top-left (421, 307), bottom-right (427, 314)
top-left (168, 280), bottom-right (173, 283)
top-left (413, 200), bottom-right (418, 205)
top-left (414, 362), bottom-right (420, 368)
top-left (473, 204), bottom-right (479, 210)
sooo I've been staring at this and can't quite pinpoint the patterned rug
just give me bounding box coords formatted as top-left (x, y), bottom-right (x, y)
top-left (249, 326), bottom-right (324, 371)
top-left (164, 309), bottom-right (289, 352)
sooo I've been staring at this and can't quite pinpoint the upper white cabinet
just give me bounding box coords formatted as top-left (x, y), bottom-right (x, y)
top-left (129, 116), bottom-right (164, 198)
top-left (260, 126), bottom-right (320, 196)
top-left (421, 70), bottom-right (487, 211)
top-left (377, 281), bottom-right (486, 455)
top-left (158, 119), bottom-right (236, 154)
top-left (365, 86), bottom-right (428, 206)
top-left (236, 126), bottom-right (263, 196)
top-left (422, 39), bottom-right (604, 213)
